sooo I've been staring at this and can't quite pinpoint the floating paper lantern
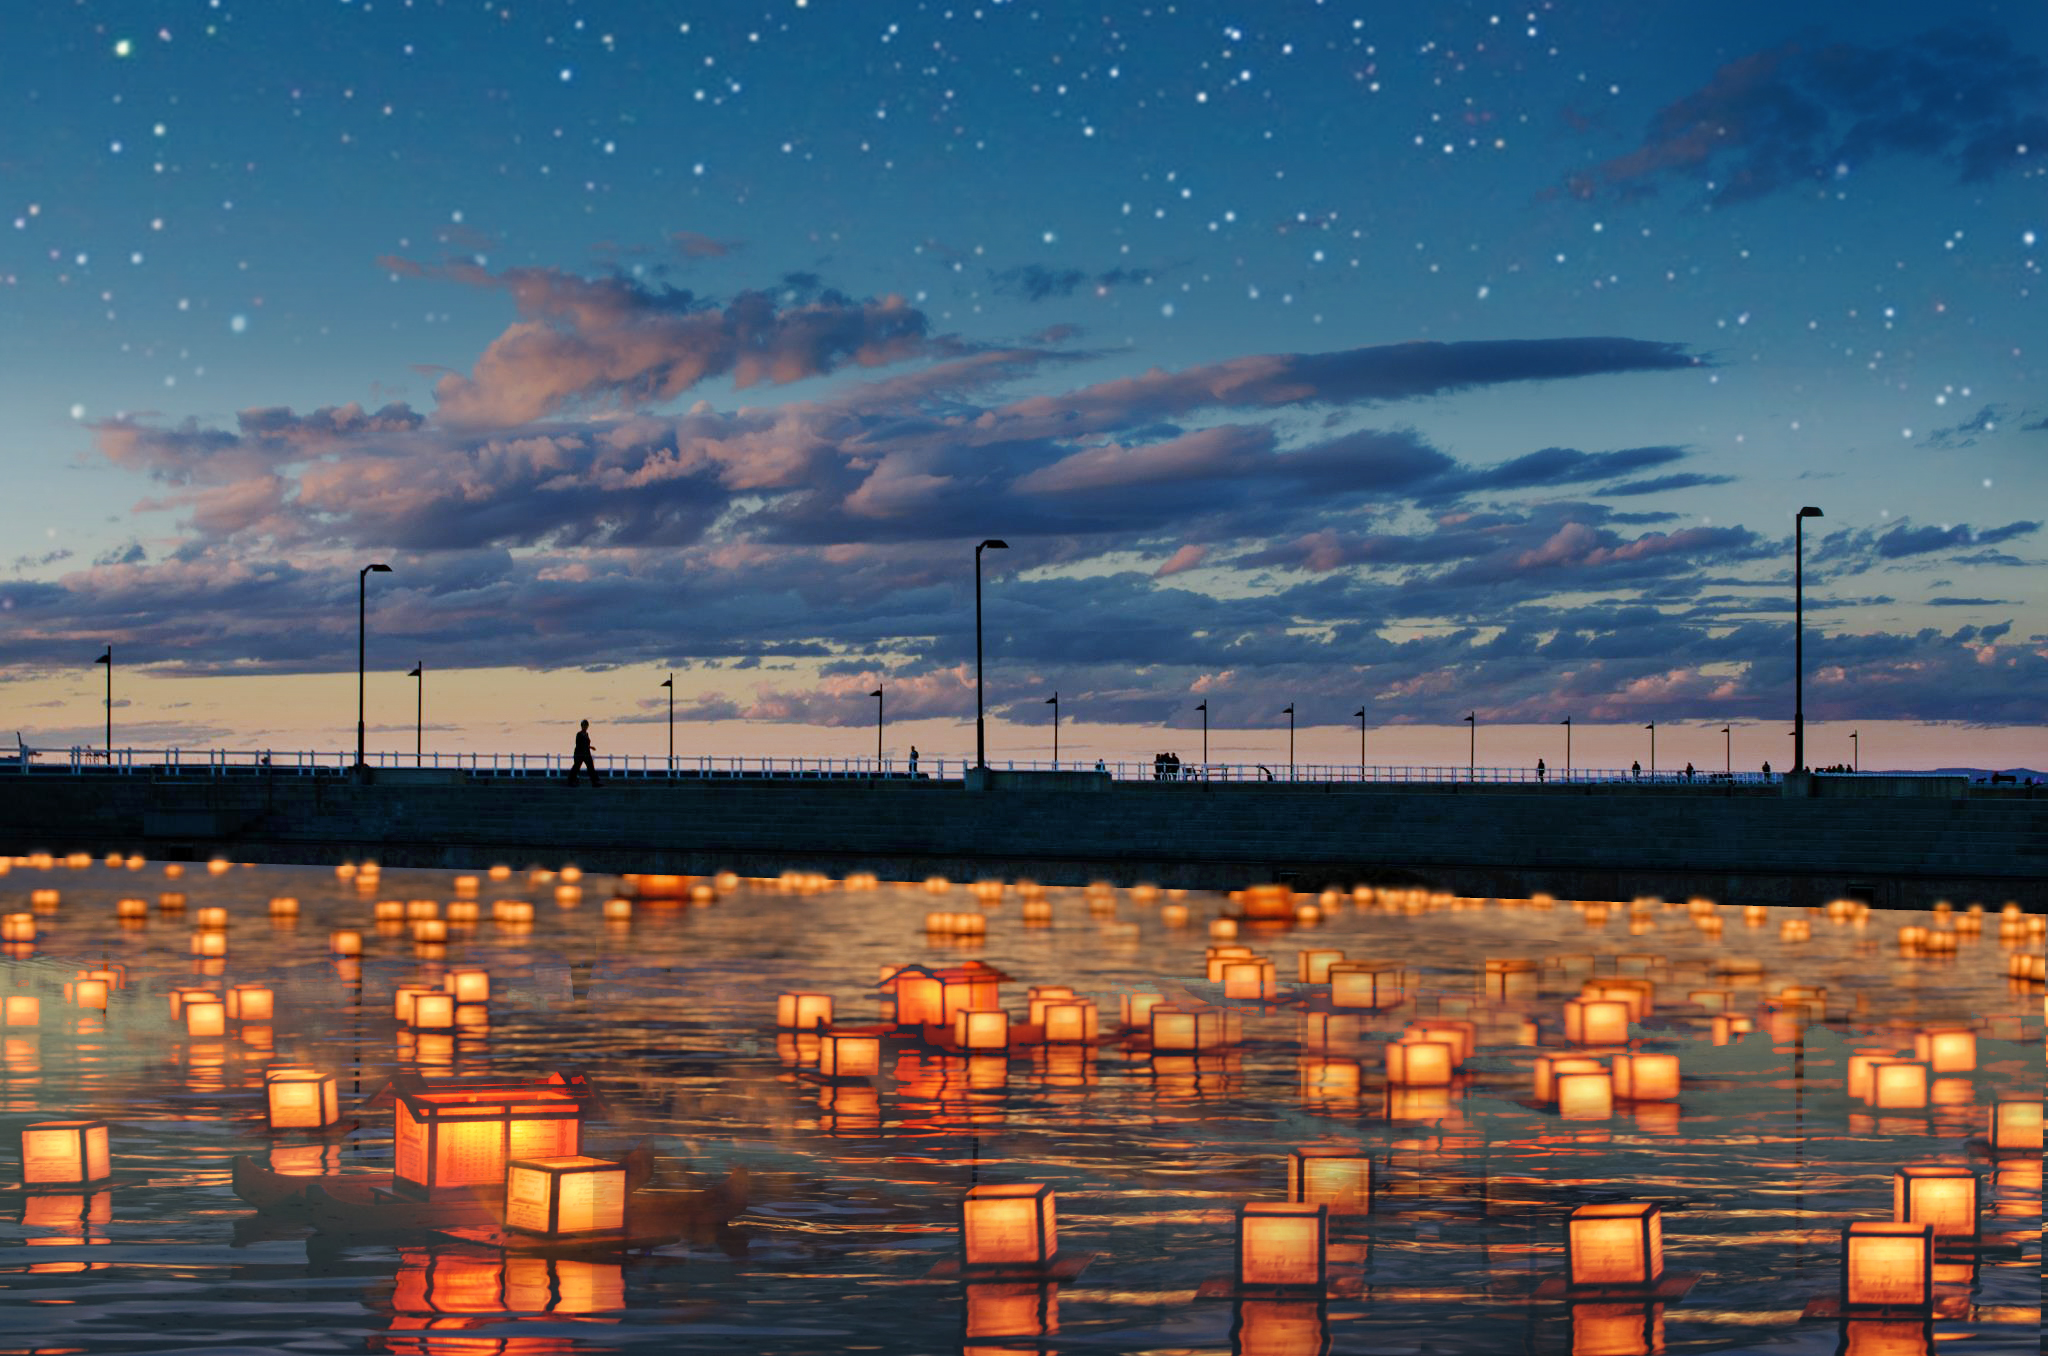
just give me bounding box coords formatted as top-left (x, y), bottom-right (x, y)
top-left (20, 1120), bottom-right (110, 1185)
top-left (1710, 1014), bottom-right (1753, 1045)
top-left (601, 898), bottom-right (632, 921)
top-left (28, 889), bottom-right (59, 909)
top-left (393, 983), bottom-right (438, 1023)
top-left (409, 993), bottom-right (456, 1030)
top-left (185, 999), bottom-right (226, 1036)
top-left (961, 1182), bottom-right (1056, 1269)
top-left (1299, 949), bottom-right (1346, 983)
top-left (68, 978), bottom-right (108, 1010)
top-left (1288, 1148), bottom-right (1371, 1213)
top-left (447, 900), bottom-right (479, 922)
top-left (411, 919), bottom-right (448, 943)
top-left (1150, 1004), bottom-right (1238, 1051)
top-left (1867, 1061), bottom-right (1930, 1110)
top-left (195, 907), bottom-right (228, 929)
top-left (1911, 1028), bottom-right (1975, 1074)
top-left (168, 986), bottom-right (216, 1019)
top-left (1237, 1202), bottom-right (1328, 1289)
top-left (5, 996), bottom-right (38, 1026)
top-left (890, 973), bottom-right (945, 1027)
top-left (1556, 1069), bottom-right (1614, 1120)
top-left (226, 984), bottom-right (273, 1021)
top-left (157, 891), bottom-right (186, 911)
top-left (1841, 1222), bottom-right (1933, 1310)
top-left (954, 1009), bottom-right (1011, 1051)
top-left (1222, 959), bottom-right (1279, 1001)
top-left (1385, 1038), bottom-right (1453, 1086)
top-left (506, 1155), bottom-right (626, 1236)
top-left (1534, 1054), bottom-right (1606, 1101)
top-left (493, 900), bottom-right (535, 923)
top-left (444, 970), bottom-right (490, 1004)
top-left (268, 896), bottom-right (298, 917)
top-left (392, 1081), bottom-right (584, 1198)
top-left (266, 1070), bottom-right (341, 1130)
top-left (1406, 1020), bottom-right (1474, 1065)
top-left (1327, 962), bottom-right (1402, 1009)
top-left (776, 993), bottom-right (834, 1030)
top-left (941, 969), bottom-right (1002, 1020)
top-left (1041, 1001), bottom-right (1098, 1044)
top-left (1564, 997), bottom-right (1632, 1045)
top-left (1567, 1202), bottom-right (1664, 1288)
top-left (1611, 1053), bottom-right (1679, 1101)
top-left (1161, 903), bottom-right (1190, 927)
top-left (116, 897), bottom-right (148, 920)
top-left (190, 930), bottom-right (228, 957)
top-left (819, 1033), bottom-right (882, 1077)
top-left (1120, 993), bottom-right (1165, 1028)
top-left (2, 914), bottom-right (33, 942)
top-left (1210, 917), bottom-right (1240, 940)
top-left (1989, 1099), bottom-right (2043, 1151)
top-left (1892, 1166), bottom-right (1977, 1240)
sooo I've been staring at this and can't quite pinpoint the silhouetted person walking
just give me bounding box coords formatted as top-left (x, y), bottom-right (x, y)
top-left (908, 745), bottom-right (919, 778)
top-left (567, 720), bottom-right (601, 787)
top-left (1537, 757), bottom-right (1546, 783)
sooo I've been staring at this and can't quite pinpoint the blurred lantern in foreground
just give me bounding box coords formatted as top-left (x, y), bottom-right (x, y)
top-left (1564, 997), bottom-right (1632, 1045)
top-left (1841, 1222), bottom-right (1933, 1310)
top-left (1988, 1099), bottom-right (2042, 1151)
top-left (505, 1155), bottom-right (626, 1236)
top-left (1556, 1070), bottom-right (1614, 1120)
top-left (225, 984), bottom-right (273, 1021)
top-left (445, 970), bottom-right (490, 1004)
top-left (1892, 1167), bottom-right (1977, 1241)
top-left (1237, 1202), bottom-right (1328, 1289)
top-left (185, 998), bottom-right (226, 1036)
top-left (1910, 1028), bottom-right (1975, 1074)
top-left (330, 929), bottom-right (363, 956)
top-left (1567, 1202), bottom-right (1664, 1288)
top-left (819, 1032), bottom-right (882, 1078)
top-left (954, 1009), bottom-right (1010, 1051)
top-left (4, 996), bottom-right (38, 1026)
top-left (266, 1069), bottom-right (341, 1130)
top-left (776, 992), bottom-right (834, 1030)
top-left (20, 1121), bottom-right (111, 1185)
top-left (387, 1076), bottom-right (589, 1199)
top-left (1326, 962), bottom-right (1402, 1009)
top-left (1288, 1148), bottom-right (1370, 1213)
top-left (2, 914), bottom-right (34, 942)
top-left (961, 1182), bottom-right (1057, 1269)
top-left (1867, 1062), bottom-right (1930, 1110)
top-left (1384, 1039), bottom-right (1453, 1086)
top-left (1611, 1053), bottom-right (1679, 1101)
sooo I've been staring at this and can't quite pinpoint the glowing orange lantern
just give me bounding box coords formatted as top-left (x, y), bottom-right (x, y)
top-left (1564, 997), bottom-right (1632, 1045)
top-left (69, 978), bottom-right (108, 1010)
top-left (190, 931), bottom-right (227, 957)
top-left (168, 986), bottom-right (216, 1019)
top-left (393, 983), bottom-right (437, 1023)
top-left (1221, 959), bottom-right (1278, 1001)
top-left (157, 891), bottom-right (186, 911)
top-left (411, 919), bottom-right (448, 943)
top-left (5, 996), bottom-right (38, 1026)
top-left (1892, 1166), bottom-right (1977, 1240)
top-left (195, 906), bottom-right (228, 929)
top-left (506, 1155), bottom-right (626, 1236)
top-left (602, 898), bottom-right (632, 921)
top-left (2, 914), bottom-right (34, 942)
top-left (1534, 1054), bottom-right (1605, 1102)
top-left (1298, 949), bottom-right (1346, 983)
top-left (819, 1033), bottom-right (882, 1077)
top-left (20, 1120), bottom-right (111, 1185)
top-left (954, 1009), bottom-right (1011, 1051)
top-left (1288, 1148), bottom-right (1371, 1213)
top-left (268, 896), bottom-right (298, 917)
top-left (1611, 1053), bottom-right (1679, 1101)
top-left (1710, 1014), bottom-right (1754, 1045)
top-left (777, 993), bottom-right (834, 1030)
top-left (1120, 993), bottom-right (1165, 1028)
top-left (1989, 1099), bottom-right (2043, 1151)
top-left (224, 984), bottom-right (272, 1021)
top-left (391, 1080), bottom-right (587, 1199)
top-left (330, 930), bottom-right (363, 956)
top-left (375, 901), bottom-right (405, 921)
top-left (1327, 962), bottom-right (1403, 1009)
top-left (409, 992), bottom-right (456, 1030)
top-left (1041, 1001), bottom-right (1099, 1044)
top-left (1385, 1039), bottom-right (1453, 1086)
top-left (1911, 1028), bottom-right (1975, 1073)
top-left (1237, 1202), bottom-right (1327, 1289)
top-left (890, 972), bottom-right (945, 1026)
top-left (1567, 1202), bottom-right (1663, 1288)
top-left (1841, 1222), bottom-right (1932, 1310)
top-left (1868, 1062), bottom-right (1929, 1110)
top-left (185, 999), bottom-right (226, 1036)
top-left (1556, 1070), bottom-right (1614, 1120)
top-left (266, 1070), bottom-right (341, 1130)
top-left (961, 1182), bottom-right (1057, 1269)
top-left (445, 970), bottom-right (490, 1004)
top-left (116, 897), bottom-right (148, 920)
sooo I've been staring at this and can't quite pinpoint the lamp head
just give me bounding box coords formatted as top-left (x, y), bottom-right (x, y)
top-left (1282, 704), bottom-right (1294, 715)
top-left (407, 664), bottom-right (422, 678)
top-left (1196, 700), bottom-right (1206, 711)
top-left (868, 688), bottom-right (880, 698)
top-left (364, 562), bottom-right (393, 575)
top-left (1045, 694), bottom-right (1057, 704)
top-left (1797, 506), bottom-right (1823, 518)
top-left (1353, 708), bottom-right (1364, 718)
top-left (978, 538), bottom-right (1008, 551)
top-left (663, 677), bottom-right (675, 689)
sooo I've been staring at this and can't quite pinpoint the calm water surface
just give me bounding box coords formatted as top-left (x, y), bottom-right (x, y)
top-left (0, 861), bottom-right (2039, 1355)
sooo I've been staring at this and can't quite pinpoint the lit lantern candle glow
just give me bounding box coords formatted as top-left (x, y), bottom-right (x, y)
top-left (1841, 1222), bottom-right (1933, 1310)
top-left (1611, 1053), bottom-right (1680, 1101)
top-left (1556, 1069), bottom-right (1614, 1120)
top-left (5, 996), bottom-right (38, 1026)
top-left (1564, 997), bottom-right (1632, 1045)
top-left (1892, 1166), bottom-right (1977, 1241)
top-left (1385, 1038), bottom-right (1454, 1086)
top-left (1236, 1202), bottom-right (1328, 1290)
top-left (266, 1070), bottom-right (341, 1130)
top-left (391, 1080), bottom-right (586, 1199)
top-left (818, 1032), bottom-right (882, 1078)
top-left (1041, 1001), bottom-right (1099, 1044)
top-left (330, 930), bottom-right (363, 956)
top-left (1911, 1027), bottom-right (1975, 1074)
top-left (1867, 1061), bottom-right (1930, 1110)
top-left (1988, 1099), bottom-right (2043, 1151)
top-left (776, 992), bottom-right (834, 1030)
top-left (185, 999), bottom-right (226, 1036)
top-left (1534, 1054), bottom-right (1606, 1102)
top-left (1567, 1202), bottom-right (1664, 1288)
top-left (954, 1008), bottom-right (1011, 1051)
top-left (505, 1155), bottom-right (627, 1236)
top-left (409, 993), bottom-right (456, 1030)
top-left (1120, 993), bottom-right (1165, 1028)
top-left (445, 970), bottom-right (490, 1004)
top-left (226, 984), bottom-right (273, 1022)
top-left (961, 1182), bottom-right (1057, 1270)
top-left (1288, 1148), bottom-right (1371, 1213)
top-left (1327, 962), bottom-right (1403, 1009)
top-left (1298, 949), bottom-right (1346, 983)
top-left (20, 1120), bottom-right (111, 1185)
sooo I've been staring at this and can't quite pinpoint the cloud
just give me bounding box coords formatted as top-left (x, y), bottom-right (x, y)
top-left (92, 542), bottom-right (146, 567)
top-left (1918, 404), bottom-right (2004, 450)
top-left (1153, 545), bottom-right (1209, 577)
top-left (992, 264), bottom-right (1156, 301)
top-left (670, 230), bottom-right (740, 258)
top-left (1419, 445), bottom-right (1690, 501)
top-left (1567, 26), bottom-right (2048, 206)
top-left (1876, 519), bottom-right (2039, 558)
top-left (2022, 416), bottom-right (2048, 432)
top-left (1595, 472), bottom-right (1737, 497)
top-left (1926, 596), bottom-right (2010, 607)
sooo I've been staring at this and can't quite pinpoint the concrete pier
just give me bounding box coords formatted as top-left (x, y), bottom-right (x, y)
top-left (1, 770), bottom-right (2041, 908)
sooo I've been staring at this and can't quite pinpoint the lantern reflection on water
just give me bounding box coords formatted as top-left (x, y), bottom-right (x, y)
top-left (505, 1155), bottom-right (626, 1236)
top-left (1237, 1202), bottom-right (1328, 1290)
top-left (390, 1250), bottom-right (625, 1315)
top-left (1891, 1166), bottom-right (1977, 1241)
top-left (1841, 1222), bottom-right (1934, 1310)
top-left (961, 1182), bottom-right (1056, 1269)
top-left (964, 1282), bottom-right (1058, 1345)
top-left (20, 1120), bottom-right (111, 1185)
top-left (1568, 1302), bottom-right (1664, 1356)
top-left (1566, 1202), bottom-right (1664, 1288)
top-left (1288, 1148), bottom-right (1370, 1213)
top-left (1232, 1299), bottom-right (1329, 1356)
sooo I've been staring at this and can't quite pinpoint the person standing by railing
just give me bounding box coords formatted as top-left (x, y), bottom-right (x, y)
top-left (567, 720), bottom-right (602, 788)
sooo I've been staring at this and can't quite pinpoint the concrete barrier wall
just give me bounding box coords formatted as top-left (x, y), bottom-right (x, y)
top-left (0, 774), bottom-right (2040, 908)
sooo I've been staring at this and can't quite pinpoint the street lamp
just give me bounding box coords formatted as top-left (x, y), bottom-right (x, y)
top-left (1045, 691), bottom-right (1059, 767)
top-left (1282, 703), bottom-right (1295, 780)
top-left (1793, 506), bottom-right (1823, 773)
top-left (93, 646), bottom-right (111, 757)
top-left (1464, 711), bottom-right (1475, 782)
top-left (356, 563), bottom-right (392, 772)
top-left (1353, 708), bottom-right (1366, 781)
top-left (1850, 729), bottom-right (1858, 773)
top-left (868, 686), bottom-right (882, 770)
top-left (974, 539), bottom-right (1008, 770)
top-left (1720, 725), bottom-right (1731, 776)
top-left (1196, 700), bottom-right (1208, 766)
top-left (1644, 721), bottom-right (1655, 780)
top-left (1560, 716), bottom-right (1572, 783)
top-left (662, 675), bottom-right (675, 773)
top-left (407, 662), bottom-right (423, 766)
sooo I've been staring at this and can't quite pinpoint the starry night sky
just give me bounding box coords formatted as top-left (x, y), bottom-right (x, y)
top-left (2, 0), bottom-right (2043, 770)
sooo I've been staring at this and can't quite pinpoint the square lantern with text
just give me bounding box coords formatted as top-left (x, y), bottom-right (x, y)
top-left (1891, 1167), bottom-right (1977, 1242)
top-left (961, 1182), bottom-right (1057, 1270)
top-left (21, 1120), bottom-right (111, 1186)
top-left (266, 1070), bottom-right (341, 1130)
top-left (1567, 1202), bottom-right (1664, 1288)
top-left (1237, 1202), bottom-right (1328, 1290)
top-left (505, 1155), bottom-right (626, 1236)
top-left (1289, 1148), bottom-right (1371, 1214)
top-left (1988, 1099), bottom-right (2042, 1152)
top-left (1841, 1222), bottom-right (1933, 1311)
top-left (393, 1085), bottom-right (584, 1200)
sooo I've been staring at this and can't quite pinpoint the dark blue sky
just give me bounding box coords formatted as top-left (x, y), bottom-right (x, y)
top-left (1, 1), bottom-right (2043, 761)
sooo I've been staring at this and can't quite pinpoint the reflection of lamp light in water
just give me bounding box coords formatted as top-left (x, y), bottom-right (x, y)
top-left (1569, 1302), bottom-right (1664, 1356)
top-left (1231, 1298), bottom-right (1329, 1356)
top-left (1237, 1202), bottom-right (1328, 1289)
top-left (1841, 1222), bottom-right (1933, 1310)
top-left (964, 1281), bottom-right (1058, 1341)
top-left (1892, 1166), bottom-right (1977, 1241)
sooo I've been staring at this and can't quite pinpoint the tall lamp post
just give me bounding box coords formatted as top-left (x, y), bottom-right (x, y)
top-left (1645, 721), bottom-right (1655, 780)
top-left (1721, 724), bottom-right (1731, 776)
top-left (1850, 729), bottom-right (1858, 774)
top-left (407, 662), bottom-right (423, 766)
top-left (1282, 703), bottom-right (1295, 781)
top-left (1793, 505), bottom-right (1823, 773)
top-left (662, 674), bottom-right (675, 773)
top-left (356, 563), bottom-right (391, 772)
top-left (1196, 700), bottom-right (1208, 766)
top-left (1464, 711), bottom-right (1475, 782)
top-left (1560, 716), bottom-right (1571, 783)
top-left (974, 539), bottom-right (1008, 770)
top-left (1353, 707), bottom-right (1366, 782)
top-left (868, 686), bottom-right (882, 769)
top-left (93, 646), bottom-right (111, 757)
top-left (1045, 692), bottom-right (1059, 767)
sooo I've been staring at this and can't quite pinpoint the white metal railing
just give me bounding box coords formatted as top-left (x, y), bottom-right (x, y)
top-left (3, 745), bottom-right (1791, 787)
